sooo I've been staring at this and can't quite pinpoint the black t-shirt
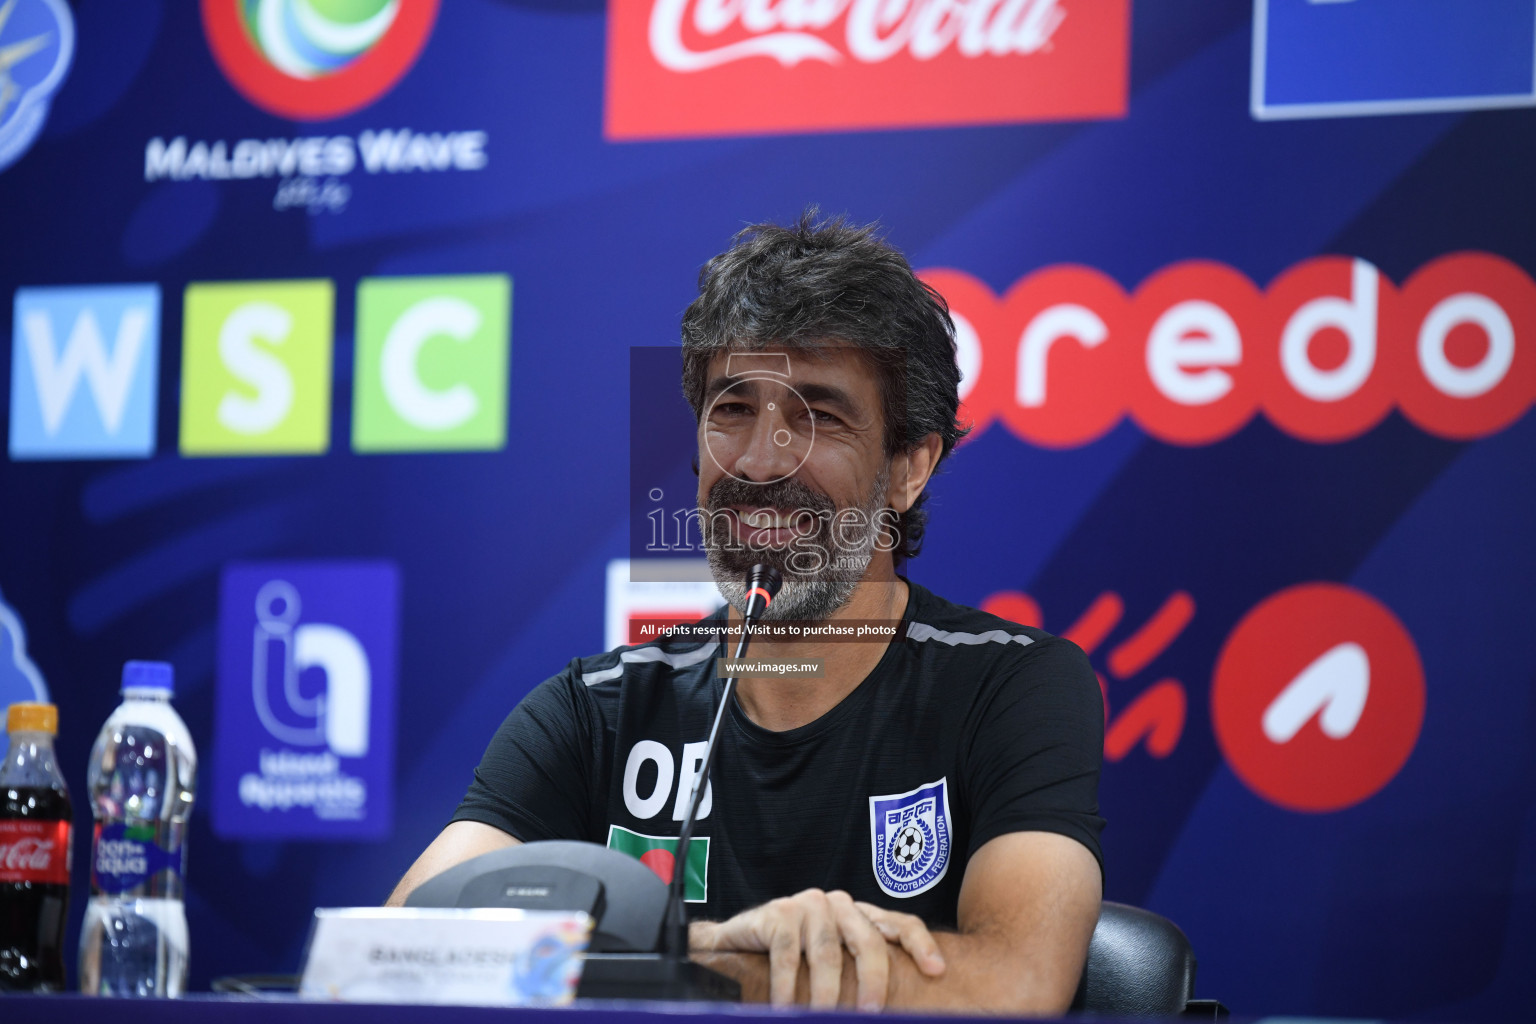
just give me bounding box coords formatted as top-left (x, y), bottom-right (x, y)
top-left (453, 581), bottom-right (1104, 927)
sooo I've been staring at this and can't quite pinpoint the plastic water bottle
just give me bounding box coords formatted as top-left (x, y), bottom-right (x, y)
top-left (78, 662), bottom-right (196, 997)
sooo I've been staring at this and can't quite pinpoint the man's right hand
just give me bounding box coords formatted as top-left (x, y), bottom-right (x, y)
top-left (690, 888), bottom-right (946, 1010)
top-left (390, 833), bottom-right (948, 1010)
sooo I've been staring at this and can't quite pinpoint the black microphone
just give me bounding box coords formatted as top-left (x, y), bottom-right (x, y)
top-left (662, 564), bottom-right (783, 960)
top-left (741, 563), bottom-right (783, 623)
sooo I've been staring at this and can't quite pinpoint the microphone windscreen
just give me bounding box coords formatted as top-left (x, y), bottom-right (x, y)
top-left (744, 564), bottom-right (783, 618)
top-left (752, 564), bottom-right (783, 599)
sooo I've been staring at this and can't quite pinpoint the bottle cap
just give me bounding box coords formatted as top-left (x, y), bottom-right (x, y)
top-left (121, 660), bottom-right (174, 694)
top-left (7, 702), bottom-right (58, 735)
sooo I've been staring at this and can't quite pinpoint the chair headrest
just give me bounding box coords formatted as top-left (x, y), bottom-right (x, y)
top-left (1073, 901), bottom-right (1197, 1016)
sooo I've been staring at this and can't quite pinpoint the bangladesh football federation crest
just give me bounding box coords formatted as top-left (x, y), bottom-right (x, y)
top-left (869, 777), bottom-right (951, 898)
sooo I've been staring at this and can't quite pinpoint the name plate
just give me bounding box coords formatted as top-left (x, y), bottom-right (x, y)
top-left (299, 907), bottom-right (592, 1006)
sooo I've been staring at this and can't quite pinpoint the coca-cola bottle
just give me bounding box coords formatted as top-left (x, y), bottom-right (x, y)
top-left (0, 702), bottom-right (73, 992)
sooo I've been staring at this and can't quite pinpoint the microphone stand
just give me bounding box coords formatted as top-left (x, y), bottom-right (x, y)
top-left (572, 565), bottom-right (780, 1002)
top-left (662, 565), bottom-right (782, 966)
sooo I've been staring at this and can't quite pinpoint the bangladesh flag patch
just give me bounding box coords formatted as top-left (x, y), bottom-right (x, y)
top-left (606, 825), bottom-right (709, 903)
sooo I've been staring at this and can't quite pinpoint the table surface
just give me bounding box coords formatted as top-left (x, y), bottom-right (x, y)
top-left (0, 993), bottom-right (1137, 1023)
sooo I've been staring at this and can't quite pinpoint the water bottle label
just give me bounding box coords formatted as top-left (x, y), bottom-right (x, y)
top-left (91, 822), bottom-right (184, 894)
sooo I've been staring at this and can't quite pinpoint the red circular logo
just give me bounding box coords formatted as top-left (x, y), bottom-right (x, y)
top-left (202, 0), bottom-right (440, 121)
top-left (1211, 582), bottom-right (1425, 813)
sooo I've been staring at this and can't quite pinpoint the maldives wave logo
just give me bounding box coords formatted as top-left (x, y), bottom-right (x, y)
top-left (202, 0), bottom-right (439, 121)
top-left (243, 0), bottom-right (399, 79)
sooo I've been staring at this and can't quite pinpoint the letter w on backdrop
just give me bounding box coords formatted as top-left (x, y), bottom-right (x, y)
top-left (605, 0), bottom-right (1130, 138)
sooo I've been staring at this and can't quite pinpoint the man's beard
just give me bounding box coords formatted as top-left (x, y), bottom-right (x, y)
top-left (701, 470), bottom-right (891, 623)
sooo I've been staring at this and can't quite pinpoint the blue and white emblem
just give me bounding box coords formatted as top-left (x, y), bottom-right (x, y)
top-left (869, 777), bottom-right (952, 898)
top-left (0, 0), bottom-right (75, 174)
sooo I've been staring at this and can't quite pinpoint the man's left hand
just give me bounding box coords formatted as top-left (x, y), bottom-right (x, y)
top-left (689, 888), bottom-right (946, 1010)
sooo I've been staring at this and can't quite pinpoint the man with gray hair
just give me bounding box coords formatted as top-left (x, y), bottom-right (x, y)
top-left (389, 213), bottom-right (1104, 1014)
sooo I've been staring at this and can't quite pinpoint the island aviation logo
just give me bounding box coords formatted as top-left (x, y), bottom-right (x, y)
top-left (605, 0), bottom-right (1130, 139)
top-left (202, 0), bottom-right (440, 120)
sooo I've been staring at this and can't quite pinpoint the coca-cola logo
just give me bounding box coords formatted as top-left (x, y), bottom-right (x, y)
top-left (0, 820), bottom-right (70, 883)
top-left (0, 836), bottom-right (55, 871)
top-left (647, 0), bottom-right (1066, 72)
top-left (607, 0), bottom-right (1129, 138)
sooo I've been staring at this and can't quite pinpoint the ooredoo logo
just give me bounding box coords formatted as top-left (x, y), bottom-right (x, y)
top-left (924, 251), bottom-right (1536, 448)
top-left (202, 0), bottom-right (439, 121)
top-left (1211, 583), bottom-right (1425, 813)
top-left (983, 588), bottom-right (1196, 763)
top-left (606, 0), bottom-right (1130, 139)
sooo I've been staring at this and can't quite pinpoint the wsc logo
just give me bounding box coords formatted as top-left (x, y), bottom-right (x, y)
top-left (213, 561), bottom-right (400, 839)
top-left (179, 279), bottom-right (335, 456)
top-left (202, 0), bottom-right (440, 121)
top-left (0, 0), bottom-right (72, 174)
top-left (352, 274), bottom-right (511, 452)
top-left (9, 285), bottom-right (161, 460)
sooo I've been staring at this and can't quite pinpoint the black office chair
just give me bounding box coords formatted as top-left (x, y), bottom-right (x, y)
top-left (1071, 902), bottom-right (1227, 1017)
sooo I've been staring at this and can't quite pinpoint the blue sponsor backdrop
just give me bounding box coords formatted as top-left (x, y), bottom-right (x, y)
top-left (0, 2), bottom-right (1533, 1019)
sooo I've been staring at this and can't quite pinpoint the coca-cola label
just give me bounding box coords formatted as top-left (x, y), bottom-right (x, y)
top-left (606, 0), bottom-right (1130, 139)
top-left (0, 819), bottom-right (72, 885)
top-left (91, 822), bottom-right (184, 895)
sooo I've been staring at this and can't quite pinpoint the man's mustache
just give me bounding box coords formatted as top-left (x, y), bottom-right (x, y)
top-left (705, 476), bottom-right (836, 519)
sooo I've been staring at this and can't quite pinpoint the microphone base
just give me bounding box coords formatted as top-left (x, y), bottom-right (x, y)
top-left (576, 953), bottom-right (742, 1002)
